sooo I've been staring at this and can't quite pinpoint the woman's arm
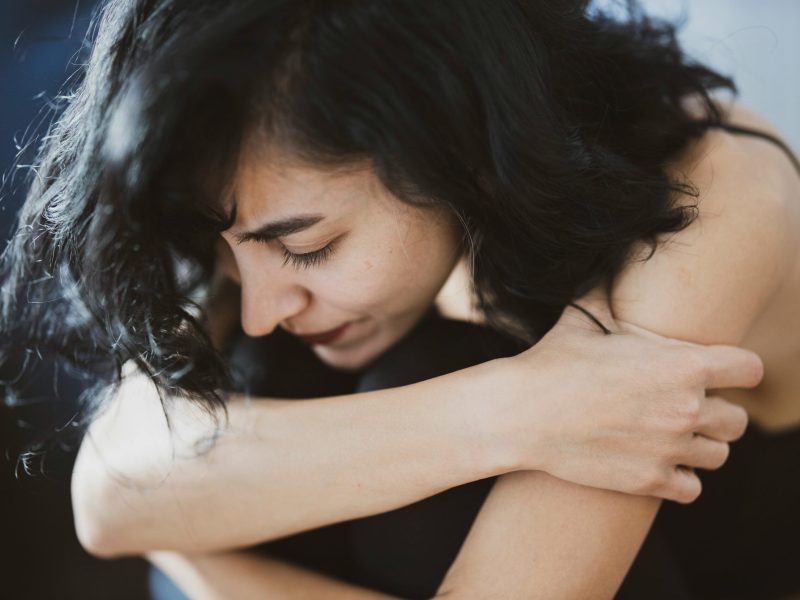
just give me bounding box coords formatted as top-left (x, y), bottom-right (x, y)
top-left (435, 125), bottom-right (799, 599)
top-left (72, 357), bottom-right (507, 557)
top-left (72, 307), bottom-right (755, 560)
top-left (72, 147), bottom-right (763, 559)
top-left (147, 550), bottom-right (402, 600)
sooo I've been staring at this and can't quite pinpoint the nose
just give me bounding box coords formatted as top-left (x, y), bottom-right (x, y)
top-left (226, 249), bottom-right (310, 338)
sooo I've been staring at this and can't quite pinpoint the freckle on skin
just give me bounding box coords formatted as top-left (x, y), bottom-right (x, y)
top-left (364, 260), bottom-right (374, 270)
top-left (676, 264), bottom-right (693, 287)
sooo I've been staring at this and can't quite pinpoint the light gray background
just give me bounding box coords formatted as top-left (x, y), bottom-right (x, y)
top-left (596, 0), bottom-right (800, 152)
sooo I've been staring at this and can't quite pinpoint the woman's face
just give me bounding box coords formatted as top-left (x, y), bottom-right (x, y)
top-left (217, 142), bottom-right (463, 370)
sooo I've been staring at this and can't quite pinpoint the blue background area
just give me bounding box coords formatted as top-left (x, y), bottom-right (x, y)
top-left (1, 3), bottom-right (150, 599)
top-left (0, 1), bottom-right (95, 236)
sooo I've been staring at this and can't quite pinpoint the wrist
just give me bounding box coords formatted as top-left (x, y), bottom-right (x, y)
top-left (491, 352), bottom-right (556, 474)
top-left (461, 356), bottom-right (531, 477)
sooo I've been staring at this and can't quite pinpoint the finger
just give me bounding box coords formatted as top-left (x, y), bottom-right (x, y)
top-left (665, 466), bottom-right (702, 504)
top-left (696, 396), bottom-right (749, 442)
top-left (680, 435), bottom-right (730, 471)
top-left (698, 345), bottom-right (764, 390)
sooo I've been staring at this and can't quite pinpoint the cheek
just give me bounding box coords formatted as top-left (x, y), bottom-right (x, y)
top-left (305, 247), bottom-right (410, 316)
top-left (333, 245), bottom-right (455, 314)
top-left (317, 260), bottom-right (400, 311)
top-left (310, 210), bottom-right (461, 315)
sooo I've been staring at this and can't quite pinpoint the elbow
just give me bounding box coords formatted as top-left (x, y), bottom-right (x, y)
top-left (74, 516), bottom-right (127, 560)
top-left (71, 465), bottom-right (132, 559)
top-left (71, 375), bottom-right (181, 558)
top-left (71, 443), bottom-right (141, 559)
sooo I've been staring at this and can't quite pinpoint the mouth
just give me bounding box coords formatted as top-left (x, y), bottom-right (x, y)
top-left (294, 322), bottom-right (351, 346)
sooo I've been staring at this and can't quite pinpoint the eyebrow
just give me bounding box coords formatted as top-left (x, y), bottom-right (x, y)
top-left (233, 214), bottom-right (326, 245)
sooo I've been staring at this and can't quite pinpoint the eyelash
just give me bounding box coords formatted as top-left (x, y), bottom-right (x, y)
top-left (279, 242), bottom-right (336, 270)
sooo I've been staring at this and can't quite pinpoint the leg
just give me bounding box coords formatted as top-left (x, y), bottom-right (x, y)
top-left (341, 314), bottom-right (524, 599)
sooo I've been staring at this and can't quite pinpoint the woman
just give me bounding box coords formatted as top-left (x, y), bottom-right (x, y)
top-left (1, 0), bottom-right (796, 597)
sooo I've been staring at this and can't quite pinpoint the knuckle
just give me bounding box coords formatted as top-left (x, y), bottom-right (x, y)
top-left (675, 396), bottom-right (702, 431)
top-left (686, 397), bottom-right (702, 421)
top-left (658, 440), bottom-right (682, 464)
top-left (636, 467), bottom-right (664, 495)
top-left (676, 350), bottom-right (706, 383)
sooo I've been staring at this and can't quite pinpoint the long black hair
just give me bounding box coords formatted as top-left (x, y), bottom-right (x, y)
top-left (0, 0), bottom-right (735, 435)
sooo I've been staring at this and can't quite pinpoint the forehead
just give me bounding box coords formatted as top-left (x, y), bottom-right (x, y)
top-left (230, 141), bottom-right (383, 227)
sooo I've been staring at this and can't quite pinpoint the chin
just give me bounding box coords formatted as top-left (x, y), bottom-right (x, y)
top-left (312, 329), bottom-right (397, 372)
top-left (313, 343), bottom-right (382, 372)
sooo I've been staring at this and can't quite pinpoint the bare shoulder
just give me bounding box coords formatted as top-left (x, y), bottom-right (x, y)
top-left (609, 101), bottom-right (800, 345)
top-left (680, 100), bottom-right (799, 208)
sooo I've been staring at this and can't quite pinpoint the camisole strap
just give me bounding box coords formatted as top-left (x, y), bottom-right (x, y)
top-left (702, 121), bottom-right (800, 175)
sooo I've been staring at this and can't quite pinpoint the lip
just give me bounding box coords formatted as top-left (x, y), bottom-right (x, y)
top-left (294, 322), bottom-right (351, 346)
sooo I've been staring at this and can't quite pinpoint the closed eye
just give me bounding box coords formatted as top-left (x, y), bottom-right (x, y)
top-left (279, 241), bottom-right (337, 270)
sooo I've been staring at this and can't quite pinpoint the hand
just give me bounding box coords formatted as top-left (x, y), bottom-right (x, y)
top-left (501, 297), bottom-right (761, 504)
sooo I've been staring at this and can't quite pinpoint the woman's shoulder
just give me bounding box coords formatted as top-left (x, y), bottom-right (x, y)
top-left (609, 101), bottom-right (800, 345)
top-left (683, 101), bottom-right (800, 273)
top-left (673, 100), bottom-right (798, 215)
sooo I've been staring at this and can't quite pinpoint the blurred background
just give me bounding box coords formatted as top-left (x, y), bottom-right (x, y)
top-left (0, 1), bottom-right (798, 598)
top-left (636, 0), bottom-right (800, 150)
top-left (0, 2), bottom-right (150, 599)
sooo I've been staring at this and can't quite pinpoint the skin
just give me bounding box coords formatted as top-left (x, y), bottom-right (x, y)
top-left (441, 101), bottom-right (800, 432)
top-left (78, 101), bottom-right (788, 598)
top-left (216, 136), bottom-right (464, 371)
top-left (658, 104), bottom-right (800, 432)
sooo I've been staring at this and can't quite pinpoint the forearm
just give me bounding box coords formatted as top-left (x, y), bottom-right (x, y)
top-left (72, 358), bottom-right (516, 556)
top-left (437, 471), bottom-right (660, 599)
top-left (147, 550), bottom-right (403, 600)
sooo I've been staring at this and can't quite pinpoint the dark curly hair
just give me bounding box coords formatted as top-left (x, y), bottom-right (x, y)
top-left (0, 0), bottom-right (735, 437)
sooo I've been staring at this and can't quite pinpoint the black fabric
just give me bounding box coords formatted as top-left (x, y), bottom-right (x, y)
top-left (245, 312), bottom-right (524, 599)
top-left (617, 527), bottom-right (695, 600)
top-left (148, 312), bottom-right (524, 600)
top-left (617, 419), bottom-right (800, 599)
top-left (653, 423), bottom-right (800, 600)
